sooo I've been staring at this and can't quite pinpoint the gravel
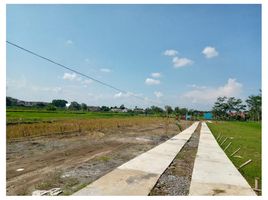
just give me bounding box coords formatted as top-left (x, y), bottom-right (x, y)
top-left (150, 123), bottom-right (201, 196)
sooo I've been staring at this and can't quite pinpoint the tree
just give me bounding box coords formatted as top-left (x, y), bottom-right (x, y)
top-left (212, 96), bottom-right (246, 120)
top-left (212, 96), bottom-right (228, 120)
top-left (6, 97), bottom-right (12, 106)
top-left (180, 108), bottom-right (188, 115)
top-left (52, 99), bottom-right (68, 108)
top-left (36, 102), bottom-right (47, 108)
top-left (174, 107), bottom-right (180, 115)
top-left (81, 103), bottom-right (88, 111)
top-left (246, 91), bottom-right (262, 121)
top-left (165, 105), bottom-right (173, 115)
top-left (69, 101), bottom-right (81, 110)
top-left (46, 103), bottom-right (56, 111)
top-left (100, 106), bottom-right (110, 112)
top-left (119, 104), bottom-right (125, 109)
top-left (6, 97), bottom-right (17, 106)
top-left (150, 106), bottom-right (164, 114)
top-left (226, 97), bottom-right (246, 120)
top-left (188, 109), bottom-right (195, 116)
top-left (145, 107), bottom-right (151, 115)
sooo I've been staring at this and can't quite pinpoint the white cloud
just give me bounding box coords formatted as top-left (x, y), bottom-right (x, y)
top-left (62, 73), bottom-right (94, 89)
top-left (62, 73), bottom-right (77, 81)
top-left (113, 91), bottom-right (146, 100)
top-left (163, 49), bottom-right (178, 56)
top-left (65, 40), bottom-right (73, 45)
top-left (114, 92), bottom-right (137, 99)
top-left (114, 92), bottom-right (124, 98)
top-left (218, 78), bottom-right (243, 96)
top-left (145, 78), bottom-right (160, 85)
top-left (154, 91), bottom-right (163, 98)
top-left (100, 68), bottom-right (111, 73)
top-left (182, 78), bottom-right (243, 103)
top-left (83, 79), bottom-right (93, 85)
top-left (187, 84), bottom-right (207, 89)
top-left (202, 46), bottom-right (219, 58)
top-left (151, 72), bottom-right (161, 78)
top-left (172, 57), bottom-right (193, 68)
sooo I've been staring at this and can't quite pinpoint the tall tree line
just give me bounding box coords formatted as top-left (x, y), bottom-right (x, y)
top-left (212, 91), bottom-right (261, 121)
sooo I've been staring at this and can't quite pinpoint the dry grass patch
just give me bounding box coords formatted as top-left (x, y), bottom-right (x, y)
top-left (7, 117), bottom-right (170, 140)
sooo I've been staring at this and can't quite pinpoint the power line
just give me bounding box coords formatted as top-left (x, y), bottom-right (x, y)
top-left (6, 40), bottom-right (161, 106)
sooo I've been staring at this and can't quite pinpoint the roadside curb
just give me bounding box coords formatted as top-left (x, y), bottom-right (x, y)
top-left (189, 122), bottom-right (256, 196)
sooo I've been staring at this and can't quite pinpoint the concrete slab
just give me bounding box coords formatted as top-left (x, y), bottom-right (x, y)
top-left (73, 122), bottom-right (199, 196)
top-left (73, 168), bottom-right (160, 196)
top-left (190, 182), bottom-right (256, 196)
top-left (189, 122), bottom-right (256, 196)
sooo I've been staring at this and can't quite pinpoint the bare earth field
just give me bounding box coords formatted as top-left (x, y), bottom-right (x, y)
top-left (6, 119), bottom-right (192, 195)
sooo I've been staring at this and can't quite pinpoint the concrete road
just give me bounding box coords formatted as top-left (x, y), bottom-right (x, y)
top-left (189, 122), bottom-right (256, 196)
top-left (73, 122), bottom-right (199, 196)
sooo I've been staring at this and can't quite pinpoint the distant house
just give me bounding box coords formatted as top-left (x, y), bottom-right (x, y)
top-left (204, 112), bottom-right (213, 120)
top-left (111, 108), bottom-right (120, 112)
top-left (186, 114), bottom-right (192, 120)
top-left (111, 108), bottom-right (129, 113)
top-left (88, 106), bottom-right (101, 112)
top-left (198, 111), bottom-right (204, 116)
top-left (133, 108), bottom-right (145, 113)
top-left (121, 108), bottom-right (129, 113)
top-left (181, 114), bottom-right (192, 120)
top-left (228, 111), bottom-right (246, 119)
top-left (16, 100), bottom-right (49, 107)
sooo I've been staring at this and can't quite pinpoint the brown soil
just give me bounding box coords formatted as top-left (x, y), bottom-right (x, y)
top-left (6, 119), bottom-right (192, 195)
top-left (149, 122), bottom-right (201, 196)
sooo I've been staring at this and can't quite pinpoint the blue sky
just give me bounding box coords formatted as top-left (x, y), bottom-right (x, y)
top-left (6, 4), bottom-right (261, 110)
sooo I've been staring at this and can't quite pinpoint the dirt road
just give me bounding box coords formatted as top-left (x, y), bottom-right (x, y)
top-left (7, 119), bottom-right (192, 195)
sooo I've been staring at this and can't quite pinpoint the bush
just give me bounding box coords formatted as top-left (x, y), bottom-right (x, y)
top-left (46, 104), bottom-right (56, 111)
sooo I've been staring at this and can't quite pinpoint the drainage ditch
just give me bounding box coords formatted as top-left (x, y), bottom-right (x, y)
top-left (150, 122), bottom-right (201, 196)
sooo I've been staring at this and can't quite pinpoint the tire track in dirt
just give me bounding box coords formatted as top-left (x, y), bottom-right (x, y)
top-left (7, 141), bottom-right (124, 195)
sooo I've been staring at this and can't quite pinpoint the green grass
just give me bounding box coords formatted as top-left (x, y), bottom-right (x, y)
top-left (6, 109), bottom-right (136, 124)
top-left (97, 155), bottom-right (111, 162)
top-left (207, 121), bottom-right (261, 192)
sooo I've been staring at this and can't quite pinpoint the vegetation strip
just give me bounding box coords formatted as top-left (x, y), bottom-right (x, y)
top-left (7, 117), bottom-right (166, 140)
top-left (207, 121), bottom-right (261, 193)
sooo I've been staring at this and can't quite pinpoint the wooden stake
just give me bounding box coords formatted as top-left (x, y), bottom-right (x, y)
top-left (238, 159), bottom-right (252, 170)
top-left (220, 137), bottom-right (228, 146)
top-left (224, 142), bottom-right (232, 151)
top-left (218, 136), bottom-right (223, 143)
top-left (254, 177), bottom-right (261, 195)
top-left (255, 177), bottom-right (259, 190)
top-left (217, 133), bottom-right (221, 140)
top-left (230, 147), bottom-right (241, 157)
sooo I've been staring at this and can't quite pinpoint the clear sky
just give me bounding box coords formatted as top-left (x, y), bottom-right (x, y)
top-left (6, 4), bottom-right (261, 110)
